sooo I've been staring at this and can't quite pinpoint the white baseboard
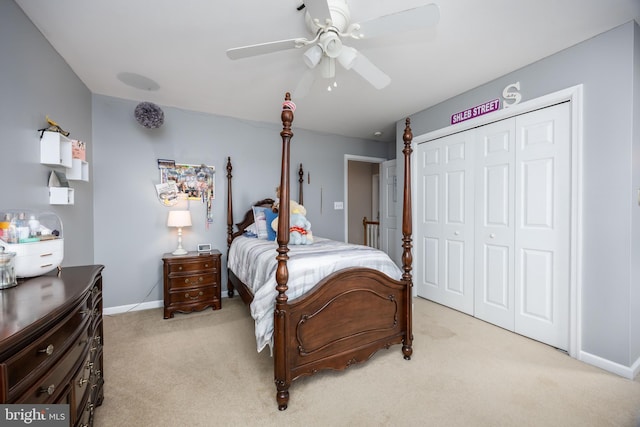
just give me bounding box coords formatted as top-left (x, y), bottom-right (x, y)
top-left (103, 299), bottom-right (163, 315)
top-left (579, 350), bottom-right (640, 380)
top-left (103, 295), bottom-right (230, 316)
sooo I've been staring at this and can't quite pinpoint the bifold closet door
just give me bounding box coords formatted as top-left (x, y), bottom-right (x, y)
top-left (474, 102), bottom-right (570, 350)
top-left (417, 102), bottom-right (571, 351)
top-left (512, 103), bottom-right (570, 350)
top-left (473, 119), bottom-right (516, 330)
top-left (416, 131), bottom-right (475, 315)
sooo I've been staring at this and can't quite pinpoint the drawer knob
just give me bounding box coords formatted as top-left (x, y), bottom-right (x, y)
top-left (78, 377), bottom-right (89, 388)
top-left (39, 384), bottom-right (55, 396)
top-left (205, 263), bottom-right (209, 268)
top-left (178, 266), bottom-right (183, 270)
top-left (184, 291), bottom-right (204, 300)
top-left (39, 344), bottom-right (54, 356)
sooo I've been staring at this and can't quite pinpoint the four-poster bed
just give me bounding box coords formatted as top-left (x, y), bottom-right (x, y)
top-left (225, 92), bottom-right (414, 410)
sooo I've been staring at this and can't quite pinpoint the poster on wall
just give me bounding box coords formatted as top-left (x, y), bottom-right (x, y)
top-left (157, 159), bottom-right (215, 223)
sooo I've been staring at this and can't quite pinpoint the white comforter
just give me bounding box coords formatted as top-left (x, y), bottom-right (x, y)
top-left (227, 236), bottom-right (403, 353)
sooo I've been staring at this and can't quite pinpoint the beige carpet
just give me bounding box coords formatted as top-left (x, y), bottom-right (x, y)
top-left (94, 297), bottom-right (640, 427)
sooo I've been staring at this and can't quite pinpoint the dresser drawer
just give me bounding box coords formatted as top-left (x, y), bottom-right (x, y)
top-left (15, 328), bottom-right (89, 404)
top-left (168, 286), bottom-right (217, 305)
top-left (166, 256), bottom-right (217, 275)
top-left (3, 297), bottom-right (90, 399)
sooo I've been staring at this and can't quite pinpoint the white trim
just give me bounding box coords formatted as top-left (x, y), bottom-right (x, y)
top-left (343, 154), bottom-right (386, 243)
top-left (411, 85), bottom-right (583, 359)
top-left (103, 299), bottom-right (163, 315)
top-left (579, 351), bottom-right (640, 380)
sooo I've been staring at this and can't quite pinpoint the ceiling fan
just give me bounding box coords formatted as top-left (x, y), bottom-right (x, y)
top-left (226, 0), bottom-right (440, 97)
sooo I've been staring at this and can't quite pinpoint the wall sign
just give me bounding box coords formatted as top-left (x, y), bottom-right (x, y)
top-left (451, 99), bottom-right (500, 125)
top-left (502, 81), bottom-right (522, 108)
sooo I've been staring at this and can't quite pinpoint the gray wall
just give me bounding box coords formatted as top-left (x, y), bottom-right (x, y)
top-left (396, 21), bottom-right (640, 371)
top-left (0, 0), bottom-right (94, 266)
top-left (92, 95), bottom-right (392, 309)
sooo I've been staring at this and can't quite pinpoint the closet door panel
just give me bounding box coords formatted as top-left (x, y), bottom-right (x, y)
top-left (474, 120), bottom-right (516, 330)
top-left (417, 131), bottom-right (474, 314)
top-left (514, 102), bottom-right (571, 351)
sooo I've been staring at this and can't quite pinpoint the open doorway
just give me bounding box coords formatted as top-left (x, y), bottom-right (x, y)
top-left (343, 155), bottom-right (385, 245)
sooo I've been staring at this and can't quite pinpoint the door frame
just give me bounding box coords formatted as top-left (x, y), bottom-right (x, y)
top-left (411, 85), bottom-right (583, 358)
top-left (343, 155), bottom-right (386, 243)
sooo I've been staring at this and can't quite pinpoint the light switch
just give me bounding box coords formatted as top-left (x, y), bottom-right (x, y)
top-left (334, 201), bottom-right (344, 210)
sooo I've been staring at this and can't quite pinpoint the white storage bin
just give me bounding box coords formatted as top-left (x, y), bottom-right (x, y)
top-left (0, 210), bottom-right (63, 278)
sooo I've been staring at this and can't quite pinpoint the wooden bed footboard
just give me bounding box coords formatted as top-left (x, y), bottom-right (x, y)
top-left (282, 268), bottom-right (409, 381)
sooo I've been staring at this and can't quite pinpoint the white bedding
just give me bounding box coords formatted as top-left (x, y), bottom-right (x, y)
top-left (227, 235), bottom-right (403, 353)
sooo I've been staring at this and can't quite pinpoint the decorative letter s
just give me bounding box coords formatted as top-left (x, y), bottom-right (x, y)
top-left (502, 82), bottom-right (522, 108)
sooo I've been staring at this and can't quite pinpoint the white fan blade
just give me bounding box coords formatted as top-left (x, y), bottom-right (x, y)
top-left (353, 3), bottom-right (440, 39)
top-left (293, 69), bottom-right (316, 99)
top-left (304, 0), bottom-right (332, 26)
top-left (351, 51), bottom-right (390, 90)
top-left (226, 38), bottom-right (303, 60)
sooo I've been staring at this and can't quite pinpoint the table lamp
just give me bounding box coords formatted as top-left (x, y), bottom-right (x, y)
top-left (167, 210), bottom-right (192, 255)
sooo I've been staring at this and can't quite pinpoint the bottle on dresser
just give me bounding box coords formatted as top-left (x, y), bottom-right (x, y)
top-left (0, 214), bottom-right (10, 242)
top-left (15, 212), bottom-right (30, 243)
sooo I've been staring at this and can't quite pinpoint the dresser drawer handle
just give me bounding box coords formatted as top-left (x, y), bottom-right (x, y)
top-left (184, 291), bottom-right (204, 300)
top-left (39, 384), bottom-right (55, 396)
top-left (38, 344), bottom-right (54, 356)
top-left (78, 377), bottom-right (89, 388)
top-left (178, 266), bottom-right (183, 271)
top-left (204, 263), bottom-right (209, 268)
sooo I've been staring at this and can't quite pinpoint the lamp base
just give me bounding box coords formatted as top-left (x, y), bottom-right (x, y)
top-left (172, 247), bottom-right (188, 255)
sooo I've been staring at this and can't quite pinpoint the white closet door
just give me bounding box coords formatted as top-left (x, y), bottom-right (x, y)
top-left (513, 102), bottom-right (570, 350)
top-left (416, 131), bottom-right (475, 314)
top-left (474, 119), bottom-right (516, 330)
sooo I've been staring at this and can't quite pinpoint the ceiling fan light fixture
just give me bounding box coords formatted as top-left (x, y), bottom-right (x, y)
top-left (320, 31), bottom-right (342, 58)
top-left (303, 45), bottom-right (323, 68)
top-left (337, 46), bottom-right (357, 70)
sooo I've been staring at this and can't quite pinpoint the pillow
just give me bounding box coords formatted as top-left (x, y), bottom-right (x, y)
top-left (264, 209), bottom-right (278, 241)
top-left (252, 206), bottom-right (269, 239)
top-left (243, 223), bottom-right (258, 238)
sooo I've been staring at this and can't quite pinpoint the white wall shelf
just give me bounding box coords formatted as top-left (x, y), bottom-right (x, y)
top-left (66, 158), bottom-right (89, 181)
top-left (40, 131), bottom-right (72, 168)
top-left (49, 187), bottom-right (74, 205)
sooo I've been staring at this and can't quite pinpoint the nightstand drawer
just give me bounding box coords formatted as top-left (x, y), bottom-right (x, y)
top-left (168, 272), bottom-right (215, 290)
top-left (166, 257), bottom-right (217, 274)
top-left (169, 286), bottom-right (217, 304)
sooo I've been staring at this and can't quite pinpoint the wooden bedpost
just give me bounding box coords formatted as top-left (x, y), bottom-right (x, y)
top-left (401, 118), bottom-right (414, 360)
top-left (275, 92), bottom-right (294, 410)
top-left (226, 157), bottom-right (235, 298)
top-left (298, 163), bottom-right (304, 205)
top-left (226, 157), bottom-right (233, 251)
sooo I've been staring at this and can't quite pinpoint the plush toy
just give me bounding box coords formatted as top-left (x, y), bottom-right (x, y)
top-left (270, 204), bottom-right (313, 245)
top-left (289, 212), bottom-right (313, 245)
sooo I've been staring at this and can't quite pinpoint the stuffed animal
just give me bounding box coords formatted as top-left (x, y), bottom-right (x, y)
top-left (289, 212), bottom-right (313, 245)
top-left (270, 208), bottom-right (313, 245)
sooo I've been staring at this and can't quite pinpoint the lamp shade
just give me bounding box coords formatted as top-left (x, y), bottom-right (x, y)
top-left (303, 45), bottom-right (322, 69)
top-left (167, 210), bottom-right (192, 228)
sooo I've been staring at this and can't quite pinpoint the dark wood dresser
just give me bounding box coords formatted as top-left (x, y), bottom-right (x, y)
top-left (0, 265), bottom-right (105, 427)
top-left (162, 251), bottom-right (221, 319)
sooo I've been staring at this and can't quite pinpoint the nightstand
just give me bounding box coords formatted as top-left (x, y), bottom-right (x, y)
top-left (162, 250), bottom-right (221, 319)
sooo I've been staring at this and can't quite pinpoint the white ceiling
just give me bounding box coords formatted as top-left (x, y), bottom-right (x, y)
top-left (15, 0), bottom-right (640, 142)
